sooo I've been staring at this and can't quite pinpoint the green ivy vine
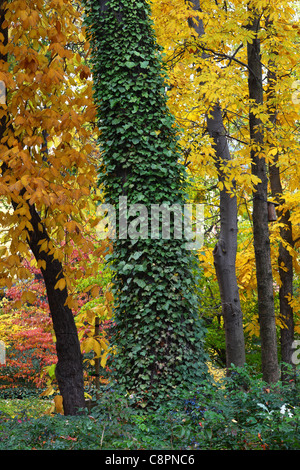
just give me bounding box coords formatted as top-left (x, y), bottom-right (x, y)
top-left (83, 0), bottom-right (208, 405)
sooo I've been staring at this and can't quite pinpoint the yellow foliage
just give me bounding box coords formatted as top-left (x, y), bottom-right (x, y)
top-left (53, 395), bottom-right (64, 415)
top-left (0, 2), bottom-right (116, 368)
top-left (151, 0), bottom-right (300, 340)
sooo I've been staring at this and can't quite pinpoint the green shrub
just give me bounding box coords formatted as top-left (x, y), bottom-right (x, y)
top-left (0, 366), bottom-right (299, 450)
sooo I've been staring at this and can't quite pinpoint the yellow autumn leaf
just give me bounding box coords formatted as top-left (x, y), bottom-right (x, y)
top-left (40, 386), bottom-right (55, 397)
top-left (101, 351), bottom-right (109, 369)
top-left (81, 337), bottom-right (95, 354)
top-left (93, 340), bottom-right (101, 358)
top-left (37, 259), bottom-right (46, 270)
top-left (54, 395), bottom-right (64, 415)
top-left (105, 290), bottom-right (114, 303)
top-left (90, 285), bottom-right (100, 298)
top-left (54, 278), bottom-right (66, 291)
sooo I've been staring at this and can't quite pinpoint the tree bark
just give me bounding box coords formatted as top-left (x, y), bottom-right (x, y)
top-left (246, 8), bottom-right (279, 383)
top-left (269, 161), bottom-right (294, 378)
top-left (188, 1), bottom-right (246, 371)
top-left (208, 105), bottom-right (246, 371)
top-left (0, 1), bottom-right (85, 414)
top-left (267, 61), bottom-right (294, 379)
top-left (25, 204), bottom-right (86, 415)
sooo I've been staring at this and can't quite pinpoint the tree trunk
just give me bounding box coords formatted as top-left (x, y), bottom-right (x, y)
top-left (94, 315), bottom-right (100, 400)
top-left (246, 8), bottom-right (279, 383)
top-left (25, 205), bottom-right (86, 415)
top-left (0, 1), bottom-right (85, 414)
top-left (267, 63), bottom-right (294, 378)
top-left (270, 164), bottom-right (295, 379)
top-left (84, 0), bottom-right (208, 403)
top-left (188, 1), bottom-right (246, 371)
top-left (207, 105), bottom-right (246, 371)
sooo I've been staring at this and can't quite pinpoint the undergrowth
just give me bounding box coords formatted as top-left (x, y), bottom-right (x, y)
top-left (0, 365), bottom-right (299, 450)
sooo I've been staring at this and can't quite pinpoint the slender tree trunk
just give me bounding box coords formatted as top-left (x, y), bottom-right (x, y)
top-left (94, 315), bottom-right (100, 400)
top-left (0, 1), bottom-right (85, 414)
top-left (207, 105), bottom-right (246, 371)
top-left (188, 1), bottom-right (246, 371)
top-left (267, 61), bottom-right (294, 379)
top-left (269, 161), bottom-right (294, 378)
top-left (246, 8), bottom-right (279, 383)
top-left (25, 205), bottom-right (86, 415)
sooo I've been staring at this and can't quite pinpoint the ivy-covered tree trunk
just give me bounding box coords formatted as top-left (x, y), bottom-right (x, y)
top-left (247, 7), bottom-right (279, 383)
top-left (84, 0), bottom-right (207, 404)
top-left (188, 1), bottom-right (246, 373)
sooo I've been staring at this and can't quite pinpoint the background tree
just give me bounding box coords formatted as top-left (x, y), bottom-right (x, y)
top-left (188, 0), bottom-right (246, 373)
top-left (246, 3), bottom-right (279, 383)
top-left (151, 0), bottom-right (300, 381)
top-left (264, 13), bottom-right (298, 379)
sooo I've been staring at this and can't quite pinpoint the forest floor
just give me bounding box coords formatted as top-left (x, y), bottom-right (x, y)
top-left (0, 365), bottom-right (299, 450)
top-left (0, 397), bottom-right (51, 419)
